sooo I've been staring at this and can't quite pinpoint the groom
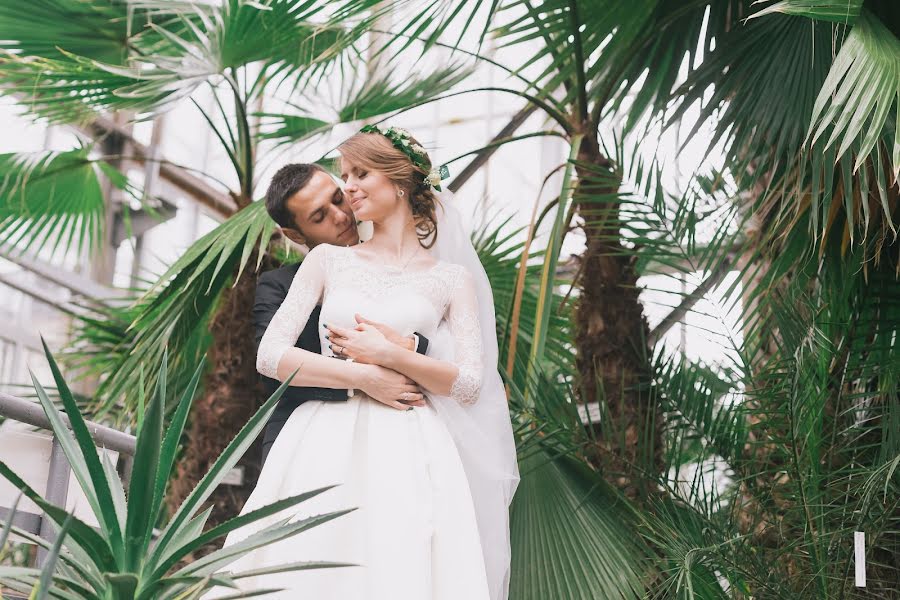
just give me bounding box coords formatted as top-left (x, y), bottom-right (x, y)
top-left (255, 163), bottom-right (430, 464)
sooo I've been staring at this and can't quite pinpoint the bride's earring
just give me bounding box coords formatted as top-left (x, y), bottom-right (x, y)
top-left (398, 189), bottom-right (405, 197)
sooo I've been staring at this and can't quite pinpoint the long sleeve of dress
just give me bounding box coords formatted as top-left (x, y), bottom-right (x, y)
top-left (447, 268), bottom-right (484, 405)
top-left (256, 245), bottom-right (327, 380)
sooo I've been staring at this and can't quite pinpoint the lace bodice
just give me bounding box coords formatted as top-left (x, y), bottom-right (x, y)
top-left (256, 244), bottom-right (483, 405)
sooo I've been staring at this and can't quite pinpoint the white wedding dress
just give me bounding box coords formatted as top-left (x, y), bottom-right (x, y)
top-left (204, 243), bottom-right (491, 599)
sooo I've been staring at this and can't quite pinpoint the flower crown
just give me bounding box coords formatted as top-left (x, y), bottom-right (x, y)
top-left (359, 124), bottom-right (450, 192)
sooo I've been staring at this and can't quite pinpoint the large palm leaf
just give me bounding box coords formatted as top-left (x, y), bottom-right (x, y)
top-left (0, 149), bottom-right (131, 258)
top-left (255, 62), bottom-right (472, 150)
top-left (752, 3), bottom-right (900, 179)
top-left (0, 0), bottom-right (133, 63)
top-left (599, 177), bottom-right (900, 598)
top-left (509, 452), bottom-right (650, 600)
top-left (0, 2), bottom-right (193, 122)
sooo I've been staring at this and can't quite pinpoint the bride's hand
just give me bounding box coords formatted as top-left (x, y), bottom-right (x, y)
top-left (325, 320), bottom-right (394, 365)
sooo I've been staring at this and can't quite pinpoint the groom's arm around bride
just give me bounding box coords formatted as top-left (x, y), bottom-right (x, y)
top-left (254, 163), bottom-right (432, 465)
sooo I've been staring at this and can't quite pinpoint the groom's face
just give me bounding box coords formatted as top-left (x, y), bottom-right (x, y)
top-left (285, 170), bottom-right (359, 247)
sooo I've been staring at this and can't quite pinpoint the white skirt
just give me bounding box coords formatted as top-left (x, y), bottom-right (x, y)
top-left (203, 393), bottom-right (490, 599)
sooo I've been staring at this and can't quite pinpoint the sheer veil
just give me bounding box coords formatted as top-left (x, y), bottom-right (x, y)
top-left (426, 191), bottom-right (520, 600)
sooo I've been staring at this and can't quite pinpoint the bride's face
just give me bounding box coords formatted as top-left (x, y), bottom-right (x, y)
top-left (339, 157), bottom-right (403, 222)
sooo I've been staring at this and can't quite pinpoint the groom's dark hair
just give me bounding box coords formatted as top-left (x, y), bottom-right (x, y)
top-left (265, 163), bottom-right (326, 229)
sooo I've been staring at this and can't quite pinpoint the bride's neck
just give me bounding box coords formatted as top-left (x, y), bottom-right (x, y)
top-left (368, 209), bottom-right (420, 257)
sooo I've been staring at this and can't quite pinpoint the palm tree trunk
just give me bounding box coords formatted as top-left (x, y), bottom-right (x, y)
top-left (574, 138), bottom-right (662, 499)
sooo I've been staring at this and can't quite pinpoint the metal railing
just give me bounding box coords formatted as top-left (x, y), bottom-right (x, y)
top-left (0, 391), bottom-right (135, 566)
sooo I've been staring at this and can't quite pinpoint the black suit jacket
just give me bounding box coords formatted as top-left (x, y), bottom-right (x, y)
top-left (254, 263), bottom-right (429, 464)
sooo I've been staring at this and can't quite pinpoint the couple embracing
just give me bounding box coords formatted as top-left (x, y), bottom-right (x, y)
top-left (204, 126), bottom-right (519, 599)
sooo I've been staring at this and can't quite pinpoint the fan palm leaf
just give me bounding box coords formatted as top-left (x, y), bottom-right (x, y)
top-left (0, 0), bottom-right (133, 63)
top-left (256, 62), bottom-right (472, 148)
top-left (804, 10), bottom-right (900, 179)
top-left (509, 452), bottom-right (650, 600)
top-left (753, 0), bottom-right (863, 22)
top-left (0, 149), bottom-right (130, 259)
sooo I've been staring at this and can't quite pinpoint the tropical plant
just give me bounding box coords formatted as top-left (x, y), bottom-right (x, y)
top-left (0, 342), bottom-right (353, 599)
top-left (646, 5), bottom-right (900, 592)
top-left (476, 214), bottom-right (656, 598)
top-left (674, 0), bottom-right (899, 273)
top-left (640, 243), bottom-right (900, 598)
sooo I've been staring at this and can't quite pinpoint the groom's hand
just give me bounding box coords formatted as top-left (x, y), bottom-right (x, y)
top-left (357, 364), bottom-right (426, 410)
top-left (326, 322), bottom-right (389, 364)
top-left (354, 314), bottom-right (415, 351)
top-left (326, 316), bottom-right (413, 364)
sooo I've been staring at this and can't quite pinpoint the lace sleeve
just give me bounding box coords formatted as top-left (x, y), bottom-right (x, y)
top-left (447, 267), bottom-right (483, 405)
top-left (256, 245), bottom-right (328, 379)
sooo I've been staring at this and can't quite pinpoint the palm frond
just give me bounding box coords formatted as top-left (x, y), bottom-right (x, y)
top-left (752, 0), bottom-right (863, 23)
top-left (337, 63), bottom-right (472, 123)
top-left (647, 229), bottom-right (900, 597)
top-left (0, 49), bottom-right (182, 123)
top-left (255, 63), bottom-right (472, 148)
top-left (0, 0), bottom-right (132, 63)
top-left (474, 215), bottom-right (574, 387)
top-left (805, 9), bottom-right (900, 179)
top-left (0, 149), bottom-right (126, 259)
top-left (0, 1), bottom-right (362, 125)
top-left (333, 0), bottom-right (497, 57)
top-left (671, 12), bottom-right (833, 183)
top-left (510, 451), bottom-right (650, 600)
top-left (654, 352), bottom-right (748, 481)
top-left (253, 109), bottom-right (331, 147)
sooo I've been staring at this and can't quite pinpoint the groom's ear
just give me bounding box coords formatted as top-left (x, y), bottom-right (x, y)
top-left (281, 227), bottom-right (307, 246)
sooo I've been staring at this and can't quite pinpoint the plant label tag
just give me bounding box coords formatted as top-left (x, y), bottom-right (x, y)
top-left (222, 466), bottom-right (245, 486)
top-left (854, 531), bottom-right (865, 587)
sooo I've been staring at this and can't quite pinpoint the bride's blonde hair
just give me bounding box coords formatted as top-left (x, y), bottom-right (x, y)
top-left (338, 131), bottom-right (439, 248)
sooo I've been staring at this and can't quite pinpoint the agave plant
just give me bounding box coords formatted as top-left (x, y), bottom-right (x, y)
top-left (0, 341), bottom-right (352, 599)
top-left (0, 492), bottom-right (73, 600)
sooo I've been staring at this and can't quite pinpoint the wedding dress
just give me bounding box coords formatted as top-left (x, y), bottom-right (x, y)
top-left (204, 243), bottom-right (491, 599)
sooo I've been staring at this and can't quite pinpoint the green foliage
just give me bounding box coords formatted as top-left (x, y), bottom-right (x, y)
top-left (0, 150), bottom-right (125, 259)
top-left (673, 3), bottom-right (899, 262)
top-left (753, 0), bottom-right (863, 23)
top-left (473, 215), bottom-right (573, 385)
top-left (0, 343), bottom-right (352, 599)
top-left (626, 167), bottom-right (900, 597)
top-left (0, 0), bottom-right (134, 63)
top-left (644, 262), bottom-right (900, 597)
top-left (805, 10), bottom-right (900, 180)
top-left (509, 452), bottom-right (650, 600)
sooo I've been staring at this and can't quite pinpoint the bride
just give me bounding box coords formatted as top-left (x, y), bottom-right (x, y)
top-left (205, 125), bottom-right (519, 599)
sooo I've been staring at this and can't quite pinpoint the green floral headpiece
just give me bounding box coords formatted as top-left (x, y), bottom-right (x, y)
top-left (359, 124), bottom-right (450, 192)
